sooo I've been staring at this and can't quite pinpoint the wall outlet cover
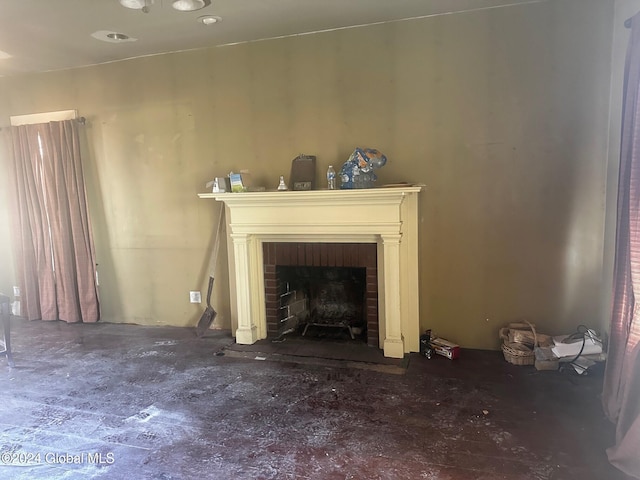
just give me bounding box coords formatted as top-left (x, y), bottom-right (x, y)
top-left (190, 291), bottom-right (201, 303)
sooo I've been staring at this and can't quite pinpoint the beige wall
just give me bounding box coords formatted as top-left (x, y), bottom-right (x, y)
top-left (0, 0), bottom-right (619, 349)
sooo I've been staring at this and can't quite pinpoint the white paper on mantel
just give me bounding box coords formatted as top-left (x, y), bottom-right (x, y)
top-left (551, 335), bottom-right (603, 358)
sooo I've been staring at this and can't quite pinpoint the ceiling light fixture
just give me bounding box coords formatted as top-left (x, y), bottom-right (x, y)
top-left (172, 0), bottom-right (210, 12)
top-left (91, 30), bottom-right (138, 43)
top-left (106, 32), bottom-right (130, 41)
top-left (119, 0), bottom-right (153, 13)
top-left (198, 15), bottom-right (221, 25)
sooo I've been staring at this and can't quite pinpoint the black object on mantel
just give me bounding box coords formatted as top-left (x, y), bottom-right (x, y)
top-left (289, 154), bottom-right (316, 191)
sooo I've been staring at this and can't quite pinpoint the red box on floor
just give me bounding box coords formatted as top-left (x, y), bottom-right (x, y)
top-left (430, 337), bottom-right (460, 360)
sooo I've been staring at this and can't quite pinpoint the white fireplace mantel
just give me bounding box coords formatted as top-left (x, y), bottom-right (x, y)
top-left (199, 185), bottom-right (423, 358)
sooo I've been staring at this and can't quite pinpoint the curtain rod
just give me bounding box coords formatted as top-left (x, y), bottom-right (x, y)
top-left (0, 116), bottom-right (86, 131)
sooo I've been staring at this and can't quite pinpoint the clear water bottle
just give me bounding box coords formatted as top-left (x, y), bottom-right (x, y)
top-left (327, 165), bottom-right (336, 190)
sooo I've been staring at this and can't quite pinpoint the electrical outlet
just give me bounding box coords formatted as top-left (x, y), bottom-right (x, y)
top-left (13, 286), bottom-right (20, 297)
top-left (189, 291), bottom-right (201, 303)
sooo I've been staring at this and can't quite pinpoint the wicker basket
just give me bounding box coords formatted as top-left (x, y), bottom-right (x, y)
top-left (508, 328), bottom-right (553, 348)
top-left (500, 321), bottom-right (537, 366)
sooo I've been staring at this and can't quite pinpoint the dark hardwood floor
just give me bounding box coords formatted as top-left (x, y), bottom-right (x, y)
top-left (0, 319), bottom-right (631, 479)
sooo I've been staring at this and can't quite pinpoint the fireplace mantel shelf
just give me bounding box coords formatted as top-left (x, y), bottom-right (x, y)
top-left (199, 185), bottom-right (423, 358)
top-left (198, 185), bottom-right (423, 201)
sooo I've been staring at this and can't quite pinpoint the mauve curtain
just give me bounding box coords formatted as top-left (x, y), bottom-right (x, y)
top-left (9, 120), bottom-right (99, 323)
top-left (603, 11), bottom-right (640, 480)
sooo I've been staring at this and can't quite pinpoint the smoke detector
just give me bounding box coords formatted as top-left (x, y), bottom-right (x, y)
top-left (198, 15), bottom-right (221, 25)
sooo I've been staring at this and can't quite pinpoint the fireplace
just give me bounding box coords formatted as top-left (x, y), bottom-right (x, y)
top-left (263, 242), bottom-right (378, 345)
top-left (199, 185), bottom-right (422, 358)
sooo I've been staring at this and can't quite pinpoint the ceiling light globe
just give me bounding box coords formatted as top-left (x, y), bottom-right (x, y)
top-left (172, 0), bottom-right (209, 12)
top-left (119, 0), bottom-right (148, 9)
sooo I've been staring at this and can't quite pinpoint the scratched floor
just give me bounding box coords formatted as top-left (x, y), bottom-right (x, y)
top-left (0, 319), bottom-right (631, 480)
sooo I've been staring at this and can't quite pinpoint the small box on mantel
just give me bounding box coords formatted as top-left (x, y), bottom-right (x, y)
top-left (430, 337), bottom-right (460, 360)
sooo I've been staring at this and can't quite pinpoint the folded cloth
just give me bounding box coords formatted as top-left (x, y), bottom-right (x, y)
top-left (551, 335), bottom-right (603, 358)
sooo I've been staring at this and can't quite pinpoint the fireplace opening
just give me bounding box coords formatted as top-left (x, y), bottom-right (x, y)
top-left (276, 266), bottom-right (367, 342)
top-left (263, 242), bottom-right (379, 347)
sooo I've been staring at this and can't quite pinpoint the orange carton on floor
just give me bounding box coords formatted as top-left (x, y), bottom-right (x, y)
top-left (430, 337), bottom-right (460, 360)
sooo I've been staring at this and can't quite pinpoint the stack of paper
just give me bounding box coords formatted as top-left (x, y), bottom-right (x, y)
top-left (551, 335), bottom-right (602, 358)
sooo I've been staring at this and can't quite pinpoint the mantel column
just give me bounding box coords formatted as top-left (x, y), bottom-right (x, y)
top-left (230, 233), bottom-right (259, 344)
top-left (381, 233), bottom-right (404, 358)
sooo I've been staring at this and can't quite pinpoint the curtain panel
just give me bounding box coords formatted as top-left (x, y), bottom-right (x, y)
top-left (603, 12), bottom-right (640, 479)
top-left (9, 120), bottom-right (99, 323)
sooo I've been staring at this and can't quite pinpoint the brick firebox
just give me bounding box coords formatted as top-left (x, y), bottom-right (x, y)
top-left (263, 242), bottom-right (378, 346)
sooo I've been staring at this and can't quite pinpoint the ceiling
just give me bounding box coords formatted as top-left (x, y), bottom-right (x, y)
top-left (0, 0), bottom-right (541, 78)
